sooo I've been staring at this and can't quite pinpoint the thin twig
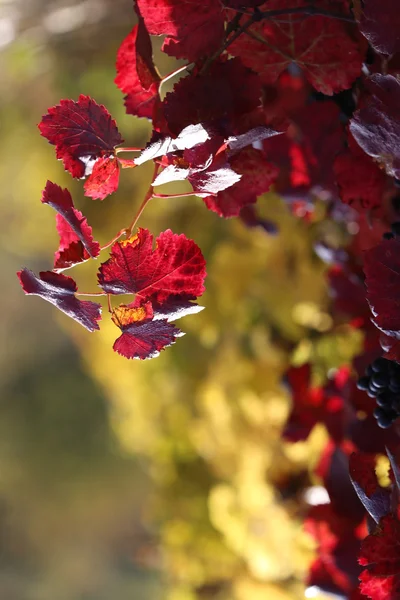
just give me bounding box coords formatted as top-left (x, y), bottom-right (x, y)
top-left (126, 162), bottom-right (160, 236)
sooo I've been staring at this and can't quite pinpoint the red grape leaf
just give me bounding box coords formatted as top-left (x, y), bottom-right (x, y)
top-left (349, 453), bottom-right (391, 524)
top-left (222, 0), bottom-right (264, 6)
top-left (202, 147), bottom-right (278, 217)
top-left (358, 0), bottom-right (400, 56)
top-left (305, 504), bottom-right (362, 596)
top-left (359, 515), bottom-right (400, 600)
top-left (334, 133), bottom-right (387, 214)
top-left (350, 75), bottom-right (400, 179)
top-left (150, 296), bottom-right (204, 321)
top-left (84, 156), bottom-right (120, 200)
top-left (134, 124), bottom-right (211, 166)
top-left (54, 241), bottom-right (90, 270)
top-left (17, 269), bottom-right (101, 332)
top-left (136, 0), bottom-right (224, 62)
top-left (41, 180), bottom-right (100, 269)
top-left (364, 238), bottom-right (400, 338)
top-left (134, 5), bottom-right (160, 90)
top-left (98, 228), bottom-right (206, 304)
top-left (38, 95), bottom-right (123, 178)
top-left (359, 569), bottom-right (400, 600)
top-left (349, 452), bottom-right (379, 498)
top-left (264, 101), bottom-right (344, 194)
top-left (111, 301), bottom-right (182, 359)
top-left (162, 59), bottom-right (262, 137)
top-left (228, 0), bottom-right (364, 95)
top-left (115, 25), bottom-right (160, 119)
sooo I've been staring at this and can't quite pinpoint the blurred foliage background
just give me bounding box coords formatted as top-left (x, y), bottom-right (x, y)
top-left (0, 1), bottom-right (362, 598)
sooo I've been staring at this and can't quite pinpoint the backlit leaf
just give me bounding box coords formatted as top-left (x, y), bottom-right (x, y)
top-left (17, 269), bottom-right (101, 332)
top-left (39, 95), bottom-right (122, 178)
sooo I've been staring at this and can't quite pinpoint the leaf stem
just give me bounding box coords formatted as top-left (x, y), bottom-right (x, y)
top-left (152, 192), bottom-right (200, 199)
top-left (100, 228), bottom-right (128, 251)
top-left (76, 291), bottom-right (107, 297)
top-left (116, 147), bottom-right (143, 153)
top-left (160, 63), bottom-right (194, 91)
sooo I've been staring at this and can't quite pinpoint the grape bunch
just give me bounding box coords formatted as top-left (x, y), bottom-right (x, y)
top-left (357, 358), bottom-right (400, 428)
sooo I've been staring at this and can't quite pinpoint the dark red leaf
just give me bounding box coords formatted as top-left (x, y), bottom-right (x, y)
top-left (115, 25), bottom-right (160, 119)
top-left (41, 180), bottom-right (100, 269)
top-left (358, 0), bottom-right (400, 56)
top-left (228, 0), bottom-right (364, 95)
top-left (350, 75), bottom-right (400, 179)
top-left (264, 101), bottom-right (344, 194)
top-left (202, 147), bottom-right (278, 217)
top-left (305, 504), bottom-right (362, 596)
top-left (17, 269), bottom-right (101, 332)
top-left (134, 5), bottom-right (160, 89)
top-left (349, 452), bottom-right (391, 524)
top-left (136, 0), bottom-right (224, 62)
top-left (39, 95), bottom-right (123, 178)
top-left (359, 568), bottom-right (400, 600)
top-left (349, 453), bottom-right (380, 498)
top-left (334, 133), bottom-right (387, 214)
top-left (84, 156), bottom-right (120, 200)
top-left (111, 301), bottom-right (181, 360)
top-left (162, 59), bottom-right (262, 137)
top-left (222, 0), bottom-right (264, 6)
top-left (359, 515), bottom-right (400, 600)
top-left (98, 228), bottom-right (206, 303)
top-left (54, 241), bottom-right (89, 270)
top-left (364, 238), bottom-right (400, 338)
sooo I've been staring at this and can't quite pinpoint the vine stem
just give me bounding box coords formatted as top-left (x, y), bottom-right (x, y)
top-left (126, 163), bottom-right (160, 236)
top-left (152, 191), bottom-right (201, 199)
top-left (201, 4), bottom-right (355, 72)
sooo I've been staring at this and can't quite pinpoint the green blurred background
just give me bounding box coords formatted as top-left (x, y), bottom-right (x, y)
top-left (0, 1), bottom-right (361, 598)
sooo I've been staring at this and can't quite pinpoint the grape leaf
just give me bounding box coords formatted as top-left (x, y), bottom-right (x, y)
top-left (222, 0), bottom-right (264, 6)
top-left (363, 238), bottom-right (400, 339)
top-left (202, 148), bottom-right (278, 217)
top-left (162, 59), bottom-right (262, 137)
top-left (334, 133), bottom-right (387, 214)
top-left (136, 0), bottom-right (224, 62)
top-left (349, 452), bottom-right (391, 524)
top-left (228, 0), bottom-right (364, 95)
top-left (358, 0), bottom-right (400, 56)
top-left (134, 124), bottom-right (211, 166)
top-left (115, 25), bottom-right (160, 119)
top-left (305, 504), bottom-right (362, 597)
top-left (98, 228), bottom-right (206, 303)
top-left (41, 180), bottom-right (100, 269)
top-left (39, 95), bottom-right (123, 178)
top-left (17, 269), bottom-right (101, 332)
top-left (84, 156), bottom-right (120, 200)
top-left (359, 515), bottom-right (400, 600)
top-left (111, 301), bottom-right (182, 359)
top-left (350, 75), bottom-right (400, 179)
top-left (134, 4), bottom-right (160, 90)
top-left (264, 101), bottom-right (344, 194)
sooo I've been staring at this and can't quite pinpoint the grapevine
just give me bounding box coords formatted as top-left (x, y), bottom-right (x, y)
top-left (17, 0), bottom-right (400, 597)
